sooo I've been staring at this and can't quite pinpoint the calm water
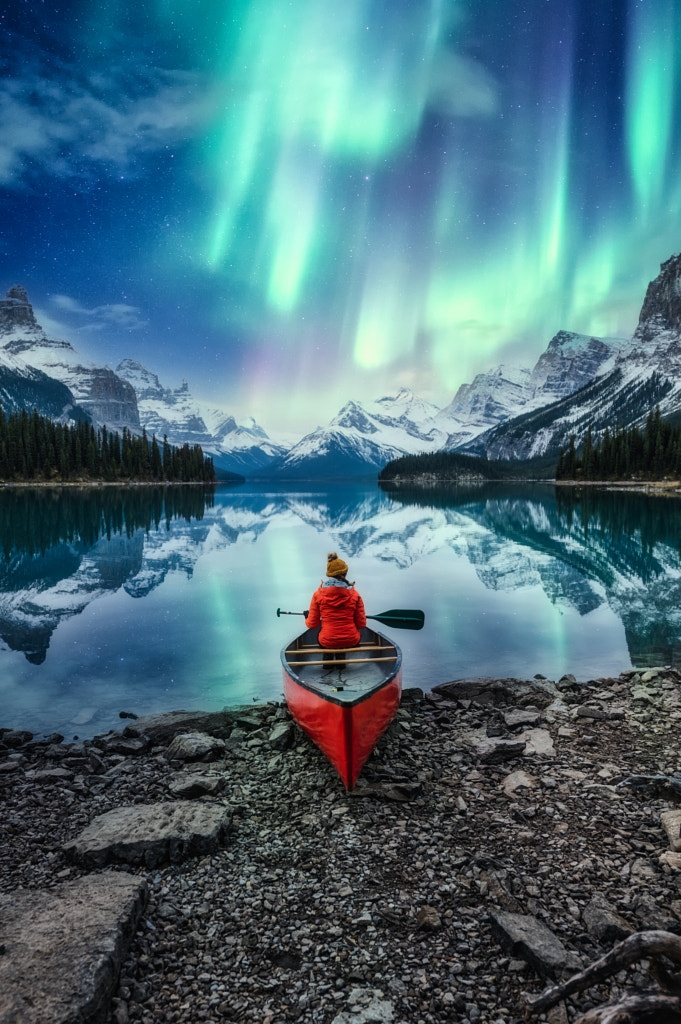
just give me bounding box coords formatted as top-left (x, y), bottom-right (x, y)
top-left (2, 481), bottom-right (681, 739)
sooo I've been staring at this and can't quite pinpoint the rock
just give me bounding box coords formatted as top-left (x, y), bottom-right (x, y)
top-left (163, 731), bottom-right (226, 762)
top-left (520, 728), bottom-right (556, 757)
top-left (472, 737), bottom-right (526, 763)
top-left (331, 988), bottom-right (394, 1024)
top-left (92, 731), bottom-right (150, 756)
top-left (433, 676), bottom-right (560, 708)
top-left (0, 873), bottom-right (147, 1024)
top-left (582, 895), bottom-right (633, 943)
top-left (0, 729), bottom-right (33, 748)
top-left (503, 708), bottom-right (541, 729)
top-left (502, 770), bottom-right (538, 797)
top-left (167, 773), bottom-right (226, 798)
top-left (63, 801), bottom-right (233, 868)
top-left (632, 893), bottom-right (681, 933)
top-left (268, 721), bottom-right (295, 750)
top-left (660, 851), bottom-right (681, 870)
top-left (417, 906), bottom-right (442, 931)
top-left (350, 779), bottom-right (422, 801)
top-left (122, 710), bottom-right (236, 744)
top-left (489, 910), bottom-right (583, 979)
top-left (575, 705), bottom-right (608, 720)
top-left (661, 809), bottom-right (681, 851)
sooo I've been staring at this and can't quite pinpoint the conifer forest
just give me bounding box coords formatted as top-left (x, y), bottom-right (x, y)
top-left (0, 408), bottom-right (215, 483)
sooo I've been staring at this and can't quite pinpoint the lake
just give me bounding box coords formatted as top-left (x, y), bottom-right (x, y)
top-left (2, 481), bottom-right (680, 740)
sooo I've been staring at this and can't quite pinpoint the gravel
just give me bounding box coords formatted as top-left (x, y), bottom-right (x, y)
top-left (2, 667), bottom-right (681, 1023)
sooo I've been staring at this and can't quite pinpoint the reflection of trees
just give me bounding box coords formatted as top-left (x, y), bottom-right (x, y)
top-left (555, 486), bottom-right (681, 557)
top-left (0, 486), bottom-right (214, 561)
top-left (383, 482), bottom-right (681, 668)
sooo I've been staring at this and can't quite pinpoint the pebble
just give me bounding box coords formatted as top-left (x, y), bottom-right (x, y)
top-left (2, 670), bottom-right (681, 1023)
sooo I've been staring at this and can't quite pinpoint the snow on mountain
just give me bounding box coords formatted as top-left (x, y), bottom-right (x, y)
top-left (464, 253), bottom-right (681, 460)
top-left (0, 286), bottom-right (139, 428)
top-left (115, 358), bottom-right (290, 476)
top-left (261, 389), bottom-right (449, 479)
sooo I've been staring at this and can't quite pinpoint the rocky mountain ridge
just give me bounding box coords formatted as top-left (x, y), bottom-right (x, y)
top-left (465, 253), bottom-right (681, 461)
top-left (0, 286), bottom-right (140, 428)
top-left (3, 250), bottom-right (681, 476)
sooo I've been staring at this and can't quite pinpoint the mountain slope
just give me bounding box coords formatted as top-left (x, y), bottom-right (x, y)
top-left (261, 389), bottom-right (447, 479)
top-left (462, 254), bottom-right (681, 459)
top-left (0, 286), bottom-right (139, 429)
top-left (115, 358), bottom-right (290, 475)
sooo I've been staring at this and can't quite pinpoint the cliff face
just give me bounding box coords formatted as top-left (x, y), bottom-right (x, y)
top-left (636, 252), bottom-right (681, 337)
top-left (0, 286), bottom-right (140, 430)
top-left (464, 253), bottom-right (681, 461)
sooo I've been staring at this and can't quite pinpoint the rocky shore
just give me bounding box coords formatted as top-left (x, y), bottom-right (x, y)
top-left (3, 668), bottom-right (681, 1024)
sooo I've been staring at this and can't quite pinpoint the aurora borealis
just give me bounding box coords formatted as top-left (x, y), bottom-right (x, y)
top-left (2, 0), bottom-right (681, 431)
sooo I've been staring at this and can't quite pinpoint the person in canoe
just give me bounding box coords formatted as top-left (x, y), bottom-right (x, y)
top-left (305, 552), bottom-right (367, 656)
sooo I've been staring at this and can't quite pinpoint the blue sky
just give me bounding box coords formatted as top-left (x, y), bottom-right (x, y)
top-left (2, 0), bottom-right (681, 432)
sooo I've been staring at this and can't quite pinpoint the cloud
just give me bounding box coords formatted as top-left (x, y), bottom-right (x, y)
top-left (51, 294), bottom-right (147, 332)
top-left (0, 54), bottom-right (215, 187)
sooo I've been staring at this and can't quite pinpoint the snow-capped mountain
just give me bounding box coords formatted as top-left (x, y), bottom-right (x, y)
top-left (261, 388), bottom-right (448, 479)
top-left (0, 286), bottom-right (139, 429)
top-left (464, 253), bottom-right (681, 460)
top-left (436, 332), bottom-right (629, 453)
top-left (115, 358), bottom-right (289, 476)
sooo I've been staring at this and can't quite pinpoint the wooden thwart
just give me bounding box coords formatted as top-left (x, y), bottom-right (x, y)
top-left (285, 655), bottom-right (398, 667)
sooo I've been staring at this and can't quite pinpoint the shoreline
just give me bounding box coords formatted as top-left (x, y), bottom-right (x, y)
top-left (0, 479), bottom-right (217, 488)
top-left (3, 668), bottom-right (681, 1024)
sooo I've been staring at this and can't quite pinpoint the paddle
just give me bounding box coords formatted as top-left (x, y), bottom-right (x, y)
top-left (276, 607), bottom-right (425, 630)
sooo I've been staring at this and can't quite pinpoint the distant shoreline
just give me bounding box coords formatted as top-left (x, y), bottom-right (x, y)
top-left (0, 479), bottom-right (217, 489)
top-left (381, 474), bottom-right (681, 496)
top-left (554, 479), bottom-right (681, 495)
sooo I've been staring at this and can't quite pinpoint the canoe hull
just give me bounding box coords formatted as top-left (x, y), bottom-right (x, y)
top-left (281, 628), bottom-right (402, 791)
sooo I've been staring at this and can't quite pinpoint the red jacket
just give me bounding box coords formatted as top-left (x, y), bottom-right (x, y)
top-left (305, 579), bottom-right (366, 648)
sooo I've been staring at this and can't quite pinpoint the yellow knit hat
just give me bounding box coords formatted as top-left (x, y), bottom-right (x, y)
top-left (326, 551), bottom-right (348, 577)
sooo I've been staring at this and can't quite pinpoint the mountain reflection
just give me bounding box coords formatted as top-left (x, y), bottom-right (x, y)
top-left (382, 484), bottom-right (681, 668)
top-left (2, 483), bottom-right (681, 669)
top-left (0, 486), bottom-right (214, 663)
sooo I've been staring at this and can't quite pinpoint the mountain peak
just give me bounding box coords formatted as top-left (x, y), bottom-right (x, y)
top-left (636, 252), bottom-right (681, 337)
top-left (0, 284), bottom-right (43, 337)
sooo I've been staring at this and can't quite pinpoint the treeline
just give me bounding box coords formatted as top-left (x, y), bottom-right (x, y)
top-left (0, 486), bottom-right (213, 562)
top-left (379, 450), bottom-right (555, 482)
top-left (556, 408), bottom-right (681, 481)
top-left (0, 408), bottom-right (215, 483)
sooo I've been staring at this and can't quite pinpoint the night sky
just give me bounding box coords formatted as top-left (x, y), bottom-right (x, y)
top-left (2, 0), bottom-right (681, 432)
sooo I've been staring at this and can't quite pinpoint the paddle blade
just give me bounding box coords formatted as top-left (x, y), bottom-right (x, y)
top-left (368, 608), bottom-right (425, 630)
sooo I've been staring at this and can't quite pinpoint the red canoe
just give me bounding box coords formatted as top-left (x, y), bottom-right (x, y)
top-left (281, 626), bottom-right (402, 791)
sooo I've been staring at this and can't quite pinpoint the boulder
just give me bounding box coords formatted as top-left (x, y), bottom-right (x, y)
top-left (123, 706), bottom-right (270, 745)
top-left (0, 873), bottom-right (147, 1024)
top-left (268, 722), bottom-right (295, 750)
top-left (432, 677), bottom-right (559, 709)
top-left (63, 801), bottom-right (233, 868)
top-left (582, 895), bottom-right (633, 944)
top-left (168, 773), bottom-right (226, 798)
top-left (503, 708), bottom-right (541, 729)
top-left (661, 809), bottom-right (681, 852)
top-left (163, 732), bottom-right (226, 762)
top-left (489, 910), bottom-right (583, 979)
top-left (472, 737), bottom-right (527, 763)
top-left (123, 710), bottom-right (235, 744)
